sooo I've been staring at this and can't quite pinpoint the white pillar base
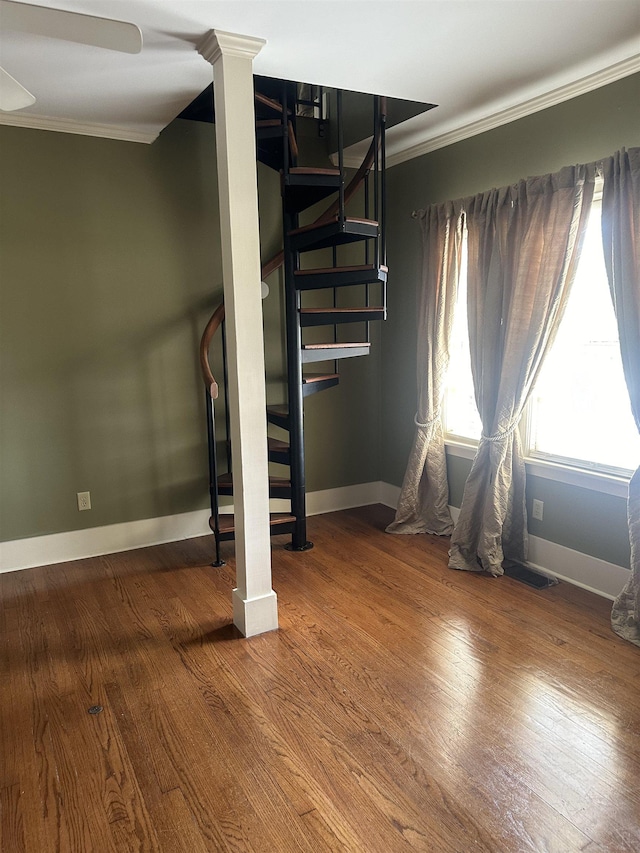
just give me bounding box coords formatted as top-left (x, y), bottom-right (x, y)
top-left (232, 588), bottom-right (278, 637)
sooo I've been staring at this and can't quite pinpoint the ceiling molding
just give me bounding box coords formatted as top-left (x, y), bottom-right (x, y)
top-left (346, 54), bottom-right (639, 171)
top-left (0, 112), bottom-right (158, 144)
top-left (385, 54), bottom-right (640, 169)
top-left (1, 51), bottom-right (637, 158)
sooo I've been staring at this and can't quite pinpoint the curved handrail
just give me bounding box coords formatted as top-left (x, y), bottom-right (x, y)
top-left (199, 96), bottom-right (387, 396)
top-left (199, 301), bottom-right (225, 399)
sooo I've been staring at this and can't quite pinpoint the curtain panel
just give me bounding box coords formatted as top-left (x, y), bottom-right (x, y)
top-left (387, 201), bottom-right (464, 535)
top-left (449, 165), bottom-right (595, 576)
top-left (603, 148), bottom-right (640, 647)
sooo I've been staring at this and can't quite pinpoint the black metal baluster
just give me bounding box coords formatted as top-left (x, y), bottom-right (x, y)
top-left (373, 96), bottom-right (380, 271)
top-left (221, 318), bottom-right (232, 475)
top-left (337, 89), bottom-right (345, 226)
top-left (380, 96), bottom-right (387, 270)
top-left (206, 389), bottom-right (225, 567)
top-left (283, 209), bottom-right (312, 551)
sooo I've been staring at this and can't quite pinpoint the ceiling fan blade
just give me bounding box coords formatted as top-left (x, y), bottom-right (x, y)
top-left (0, 64), bottom-right (36, 111)
top-left (0, 1), bottom-right (143, 54)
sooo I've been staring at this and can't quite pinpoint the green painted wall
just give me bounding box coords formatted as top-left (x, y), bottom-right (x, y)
top-left (4, 74), bottom-right (635, 559)
top-left (445, 455), bottom-right (631, 569)
top-left (383, 73), bottom-right (640, 568)
top-left (0, 117), bottom-right (379, 544)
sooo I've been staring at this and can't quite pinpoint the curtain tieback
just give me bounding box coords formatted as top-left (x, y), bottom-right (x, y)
top-left (414, 411), bottom-right (440, 429)
top-left (481, 421), bottom-right (519, 442)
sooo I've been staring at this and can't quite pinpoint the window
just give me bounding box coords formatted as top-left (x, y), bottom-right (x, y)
top-left (444, 233), bottom-right (482, 442)
top-left (444, 199), bottom-right (640, 478)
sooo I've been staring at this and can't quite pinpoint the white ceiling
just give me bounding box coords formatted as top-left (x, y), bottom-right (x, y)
top-left (1, 0), bottom-right (639, 161)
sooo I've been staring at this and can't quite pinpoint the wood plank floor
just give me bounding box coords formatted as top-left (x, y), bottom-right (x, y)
top-left (1, 504), bottom-right (639, 852)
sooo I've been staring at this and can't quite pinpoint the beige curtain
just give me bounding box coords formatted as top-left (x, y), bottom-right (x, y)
top-left (449, 165), bottom-right (595, 576)
top-left (604, 149), bottom-right (640, 646)
top-left (387, 201), bottom-right (464, 535)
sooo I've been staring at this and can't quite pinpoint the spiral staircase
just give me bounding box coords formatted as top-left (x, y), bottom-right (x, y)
top-left (196, 78), bottom-right (388, 564)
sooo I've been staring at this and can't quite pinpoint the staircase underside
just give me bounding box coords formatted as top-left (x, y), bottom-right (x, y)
top-left (295, 264), bottom-right (388, 290)
top-left (301, 342), bottom-right (371, 363)
top-left (299, 306), bottom-right (385, 326)
top-left (302, 374), bottom-right (340, 395)
top-left (283, 168), bottom-right (342, 213)
top-left (289, 218), bottom-right (379, 253)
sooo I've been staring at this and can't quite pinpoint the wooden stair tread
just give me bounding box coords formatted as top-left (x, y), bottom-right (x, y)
top-left (303, 342), bottom-right (371, 350)
top-left (295, 263), bottom-right (388, 276)
top-left (256, 119), bottom-right (282, 128)
top-left (282, 169), bottom-right (343, 214)
top-left (299, 307), bottom-right (387, 328)
top-left (266, 404), bottom-right (291, 428)
top-left (288, 167), bottom-right (341, 176)
top-left (268, 437), bottom-right (289, 452)
top-left (213, 513), bottom-right (295, 534)
top-left (302, 373), bottom-right (340, 383)
top-left (288, 217), bottom-right (378, 237)
top-left (299, 306), bottom-right (385, 314)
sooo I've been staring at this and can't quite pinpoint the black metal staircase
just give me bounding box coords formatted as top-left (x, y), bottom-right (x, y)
top-left (198, 77), bottom-right (388, 564)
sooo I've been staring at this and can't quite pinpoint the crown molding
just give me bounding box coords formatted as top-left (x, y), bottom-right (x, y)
top-left (2, 52), bottom-right (636, 155)
top-left (385, 54), bottom-right (640, 169)
top-left (328, 54), bottom-right (640, 171)
top-left (198, 29), bottom-right (266, 65)
top-left (0, 111), bottom-right (158, 144)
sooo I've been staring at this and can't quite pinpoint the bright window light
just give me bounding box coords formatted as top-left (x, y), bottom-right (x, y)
top-left (444, 235), bottom-right (482, 442)
top-left (444, 201), bottom-right (640, 477)
top-left (528, 200), bottom-right (640, 475)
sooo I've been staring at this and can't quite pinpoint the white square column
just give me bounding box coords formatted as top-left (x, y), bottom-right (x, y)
top-left (198, 30), bottom-right (277, 637)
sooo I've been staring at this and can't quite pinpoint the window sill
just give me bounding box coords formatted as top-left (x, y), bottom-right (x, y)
top-left (445, 439), bottom-right (630, 499)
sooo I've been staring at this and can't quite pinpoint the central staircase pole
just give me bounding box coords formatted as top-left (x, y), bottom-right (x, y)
top-left (198, 30), bottom-right (278, 637)
top-left (283, 208), bottom-right (312, 551)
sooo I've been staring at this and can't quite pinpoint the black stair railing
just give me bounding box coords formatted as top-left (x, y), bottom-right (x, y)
top-left (282, 210), bottom-right (311, 550)
top-left (199, 302), bottom-right (225, 566)
top-left (337, 89), bottom-right (345, 228)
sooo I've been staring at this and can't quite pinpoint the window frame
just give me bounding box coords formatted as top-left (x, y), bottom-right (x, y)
top-left (442, 188), bottom-right (636, 496)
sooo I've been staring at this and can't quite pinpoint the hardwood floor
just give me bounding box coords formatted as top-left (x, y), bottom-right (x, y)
top-left (1, 504), bottom-right (639, 852)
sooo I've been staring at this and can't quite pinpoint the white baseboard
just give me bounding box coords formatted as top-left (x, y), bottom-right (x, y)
top-left (447, 505), bottom-right (628, 600)
top-left (379, 482), bottom-right (401, 510)
top-left (0, 509), bottom-right (212, 575)
top-left (0, 482), bottom-right (385, 575)
top-left (526, 537), bottom-right (628, 601)
top-left (1, 482), bottom-right (629, 601)
top-left (265, 481), bottom-right (385, 518)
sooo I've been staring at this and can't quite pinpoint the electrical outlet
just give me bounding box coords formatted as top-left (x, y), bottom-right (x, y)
top-left (532, 499), bottom-right (544, 522)
top-left (77, 491), bottom-right (91, 511)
